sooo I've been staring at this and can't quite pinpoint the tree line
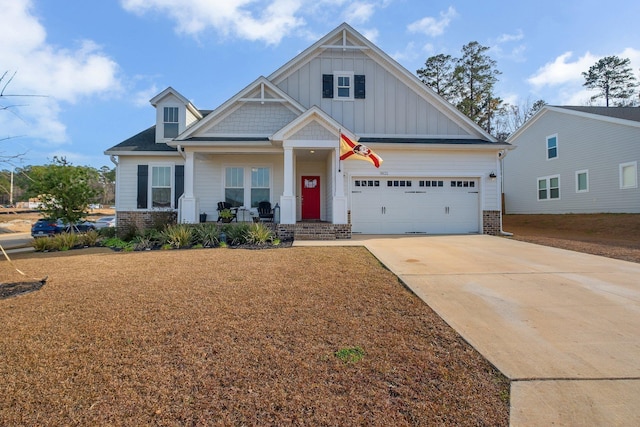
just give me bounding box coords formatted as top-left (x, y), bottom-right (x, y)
top-left (417, 44), bottom-right (639, 140)
top-left (0, 158), bottom-right (115, 208)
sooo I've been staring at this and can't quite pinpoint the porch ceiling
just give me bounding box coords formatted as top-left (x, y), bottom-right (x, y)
top-left (295, 148), bottom-right (333, 161)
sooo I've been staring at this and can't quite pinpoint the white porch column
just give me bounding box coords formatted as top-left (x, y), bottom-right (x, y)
top-left (179, 150), bottom-right (198, 223)
top-left (279, 147), bottom-right (296, 224)
top-left (332, 147), bottom-right (348, 223)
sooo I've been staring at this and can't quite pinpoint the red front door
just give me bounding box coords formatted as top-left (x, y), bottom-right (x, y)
top-left (301, 176), bottom-right (320, 220)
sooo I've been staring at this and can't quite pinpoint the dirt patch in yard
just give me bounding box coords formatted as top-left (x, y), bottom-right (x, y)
top-left (502, 213), bottom-right (640, 263)
top-left (0, 247), bottom-right (509, 426)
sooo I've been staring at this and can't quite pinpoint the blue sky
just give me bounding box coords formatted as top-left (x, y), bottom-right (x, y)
top-left (1, 0), bottom-right (639, 169)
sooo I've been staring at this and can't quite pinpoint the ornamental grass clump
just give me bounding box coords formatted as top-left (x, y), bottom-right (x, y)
top-left (161, 224), bottom-right (193, 249)
top-left (191, 223), bottom-right (220, 247)
top-left (53, 232), bottom-right (80, 251)
top-left (244, 222), bottom-right (274, 245)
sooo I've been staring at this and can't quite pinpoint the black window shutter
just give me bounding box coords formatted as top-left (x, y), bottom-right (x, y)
top-left (137, 165), bottom-right (148, 209)
top-left (174, 165), bottom-right (184, 208)
top-left (354, 75), bottom-right (365, 99)
top-left (322, 74), bottom-right (334, 98)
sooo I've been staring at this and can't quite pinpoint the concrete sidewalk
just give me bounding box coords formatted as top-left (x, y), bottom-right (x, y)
top-left (295, 235), bottom-right (640, 426)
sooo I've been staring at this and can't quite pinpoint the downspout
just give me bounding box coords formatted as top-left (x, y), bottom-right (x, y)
top-left (497, 149), bottom-right (513, 236)
top-left (109, 155), bottom-right (118, 166)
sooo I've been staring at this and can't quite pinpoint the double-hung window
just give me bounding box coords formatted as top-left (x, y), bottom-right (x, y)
top-left (163, 107), bottom-right (179, 138)
top-left (251, 167), bottom-right (270, 207)
top-left (225, 167), bottom-right (244, 207)
top-left (546, 134), bottom-right (558, 159)
top-left (576, 170), bottom-right (588, 193)
top-left (225, 166), bottom-right (272, 208)
top-left (620, 161), bottom-right (638, 189)
top-left (151, 166), bottom-right (172, 208)
top-left (336, 73), bottom-right (352, 99)
top-left (538, 175), bottom-right (560, 200)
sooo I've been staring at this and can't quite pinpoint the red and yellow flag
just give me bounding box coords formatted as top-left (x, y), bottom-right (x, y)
top-left (339, 133), bottom-right (383, 168)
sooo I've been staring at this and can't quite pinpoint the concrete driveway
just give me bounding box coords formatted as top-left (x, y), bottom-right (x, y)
top-left (297, 235), bottom-right (640, 426)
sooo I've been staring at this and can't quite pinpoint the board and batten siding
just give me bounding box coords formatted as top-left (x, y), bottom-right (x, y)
top-left (342, 148), bottom-right (501, 212)
top-left (275, 49), bottom-right (469, 137)
top-left (504, 111), bottom-right (640, 214)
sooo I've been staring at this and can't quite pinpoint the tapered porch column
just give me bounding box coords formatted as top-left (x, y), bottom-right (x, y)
top-left (279, 147), bottom-right (296, 224)
top-left (179, 150), bottom-right (199, 223)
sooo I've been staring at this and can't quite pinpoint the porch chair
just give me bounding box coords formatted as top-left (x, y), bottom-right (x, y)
top-left (217, 201), bottom-right (238, 222)
top-left (257, 201), bottom-right (274, 222)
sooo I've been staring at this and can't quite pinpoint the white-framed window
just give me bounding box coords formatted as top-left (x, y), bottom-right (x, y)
top-left (576, 170), bottom-right (589, 193)
top-left (335, 72), bottom-right (354, 100)
top-left (163, 107), bottom-right (179, 138)
top-left (151, 165), bottom-right (172, 208)
top-left (225, 167), bottom-right (244, 207)
top-left (620, 161), bottom-right (638, 189)
top-left (538, 175), bottom-right (560, 200)
top-left (546, 134), bottom-right (558, 160)
top-left (225, 166), bottom-right (272, 208)
top-left (251, 167), bottom-right (270, 208)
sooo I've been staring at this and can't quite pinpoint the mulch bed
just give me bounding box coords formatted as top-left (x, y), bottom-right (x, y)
top-left (0, 247), bottom-right (509, 426)
top-left (0, 280), bottom-right (46, 299)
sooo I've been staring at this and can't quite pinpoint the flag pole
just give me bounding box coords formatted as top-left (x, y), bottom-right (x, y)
top-left (338, 129), bottom-right (341, 172)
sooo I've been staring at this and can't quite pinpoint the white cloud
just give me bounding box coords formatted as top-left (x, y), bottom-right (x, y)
top-left (343, 2), bottom-right (375, 24)
top-left (407, 6), bottom-right (457, 37)
top-left (527, 48), bottom-right (640, 105)
top-left (0, 0), bottom-right (121, 145)
top-left (527, 51), bottom-right (598, 87)
top-left (132, 84), bottom-right (160, 108)
top-left (121, 0), bottom-right (306, 45)
top-left (490, 30), bottom-right (526, 62)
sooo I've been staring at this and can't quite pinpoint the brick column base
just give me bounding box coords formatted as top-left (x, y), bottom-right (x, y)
top-left (482, 210), bottom-right (501, 236)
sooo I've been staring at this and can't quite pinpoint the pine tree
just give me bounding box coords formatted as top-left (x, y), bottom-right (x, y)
top-left (582, 56), bottom-right (639, 107)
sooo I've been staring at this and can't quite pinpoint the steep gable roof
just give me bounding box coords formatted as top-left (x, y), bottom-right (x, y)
top-left (176, 77), bottom-right (306, 141)
top-left (268, 22), bottom-right (497, 142)
top-left (150, 86), bottom-right (202, 120)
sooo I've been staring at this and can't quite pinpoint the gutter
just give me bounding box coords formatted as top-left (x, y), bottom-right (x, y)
top-left (177, 144), bottom-right (186, 159)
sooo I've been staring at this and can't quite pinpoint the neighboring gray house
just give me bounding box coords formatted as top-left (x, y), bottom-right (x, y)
top-left (106, 23), bottom-right (509, 239)
top-left (504, 106), bottom-right (640, 214)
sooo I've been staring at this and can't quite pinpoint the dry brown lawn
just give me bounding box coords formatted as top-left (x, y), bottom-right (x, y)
top-left (503, 213), bottom-right (640, 263)
top-left (0, 247), bottom-right (509, 426)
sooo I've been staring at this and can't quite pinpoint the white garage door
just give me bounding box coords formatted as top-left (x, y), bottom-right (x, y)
top-left (350, 177), bottom-right (480, 234)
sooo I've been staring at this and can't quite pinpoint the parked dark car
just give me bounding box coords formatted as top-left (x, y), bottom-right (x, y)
top-left (31, 218), bottom-right (96, 238)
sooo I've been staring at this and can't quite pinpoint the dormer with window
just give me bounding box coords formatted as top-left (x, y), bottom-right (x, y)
top-left (150, 87), bottom-right (203, 143)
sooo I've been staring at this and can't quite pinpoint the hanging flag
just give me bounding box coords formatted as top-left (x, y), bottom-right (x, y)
top-left (339, 133), bottom-right (383, 168)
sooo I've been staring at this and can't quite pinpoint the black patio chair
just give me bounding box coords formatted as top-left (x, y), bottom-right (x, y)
top-left (257, 201), bottom-right (274, 222)
top-left (217, 201), bottom-right (238, 222)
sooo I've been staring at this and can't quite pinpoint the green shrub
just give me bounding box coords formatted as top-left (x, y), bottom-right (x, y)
top-left (53, 232), bottom-right (80, 251)
top-left (244, 222), bottom-right (274, 245)
top-left (32, 237), bottom-right (54, 252)
top-left (130, 235), bottom-right (154, 251)
top-left (161, 223), bottom-right (193, 249)
top-left (81, 230), bottom-right (100, 246)
top-left (151, 210), bottom-right (177, 231)
top-left (99, 227), bottom-right (117, 238)
top-left (192, 223), bottom-right (220, 247)
top-left (222, 223), bottom-right (249, 245)
top-left (118, 223), bottom-right (140, 241)
top-left (103, 237), bottom-right (132, 250)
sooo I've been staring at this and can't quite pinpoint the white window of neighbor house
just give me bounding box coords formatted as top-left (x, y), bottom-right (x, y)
top-left (163, 107), bottom-right (179, 138)
top-left (620, 161), bottom-right (638, 189)
top-left (546, 134), bottom-right (558, 159)
top-left (538, 175), bottom-right (560, 200)
top-left (151, 166), bottom-right (172, 208)
top-left (576, 170), bottom-right (589, 193)
top-left (250, 167), bottom-right (270, 208)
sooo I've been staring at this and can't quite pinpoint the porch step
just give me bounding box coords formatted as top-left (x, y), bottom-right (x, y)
top-left (294, 232), bottom-right (337, 241)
